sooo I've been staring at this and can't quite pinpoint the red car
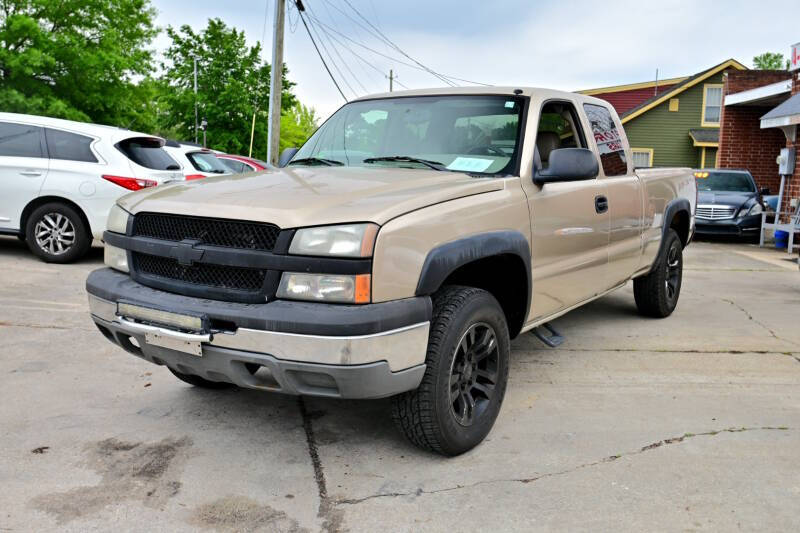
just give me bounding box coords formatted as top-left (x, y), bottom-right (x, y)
top-left (217, 154), bottom-right (269, 173)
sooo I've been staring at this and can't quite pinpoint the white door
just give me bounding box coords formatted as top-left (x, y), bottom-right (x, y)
top-left (0, 122), bottom-right (48, 232)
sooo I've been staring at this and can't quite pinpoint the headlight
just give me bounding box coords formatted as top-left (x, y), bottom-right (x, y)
top-left (104, 244), bottom-right (129, 273)
top-left (289, 223), bottom-right (379, 257)
top-left (745, 203), bottom-right (763, 216)
top-left (107, 204), bottom-right (130, 234)
top-left (277, 272), bottom-right (371, 303)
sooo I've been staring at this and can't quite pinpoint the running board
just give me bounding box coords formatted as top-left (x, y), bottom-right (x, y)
top-left (531, 322), bottom-right (564, 348)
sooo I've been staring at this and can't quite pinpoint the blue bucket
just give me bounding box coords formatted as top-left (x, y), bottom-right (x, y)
top-left (775, 229), bottom-right (788, 249)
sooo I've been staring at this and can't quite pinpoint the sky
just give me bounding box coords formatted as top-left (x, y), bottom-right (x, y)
top-left (151, 0), bottom-right (799, 121)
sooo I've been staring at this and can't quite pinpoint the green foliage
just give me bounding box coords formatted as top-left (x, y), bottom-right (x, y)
top-left (753, 52), bottom-right (788, 70)
top-left (0, 0), bottom-right (159, 127)
top-left (159, 18), bottom-right (302, 157)
top-left (280, 103), bottom-right (319, 151)
top-left (0, 5), bottom-right (318, 154)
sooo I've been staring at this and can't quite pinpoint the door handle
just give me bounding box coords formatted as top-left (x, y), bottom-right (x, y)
top-left (595, 195), bottom-right (608, 214)
top-left (20, 170), bottom-right (42, 177)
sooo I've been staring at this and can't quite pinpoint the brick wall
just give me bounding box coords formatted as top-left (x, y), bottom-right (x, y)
top-left (718, 70), bottom-right (791, 193)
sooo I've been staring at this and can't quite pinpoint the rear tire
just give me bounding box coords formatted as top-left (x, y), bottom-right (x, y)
top-left (633, 228), bottom-right (683, 318)
top-left (25, 203), bottom-right (91, 263)
top-left (168, 367), bottom-right (234, 389)
top-left (391, 286), bottom-right (510, 456)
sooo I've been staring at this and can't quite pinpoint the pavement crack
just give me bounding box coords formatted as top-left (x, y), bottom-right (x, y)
top-left (298, 397), bottom-right (343, 533)
top-left (334, 426), bottom-right (792, 506)
top-left (718, 297), bottom-right (800, 348)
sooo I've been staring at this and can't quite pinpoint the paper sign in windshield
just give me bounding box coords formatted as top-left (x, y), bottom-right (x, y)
top-left (447, 157), bottom-right (493, 172)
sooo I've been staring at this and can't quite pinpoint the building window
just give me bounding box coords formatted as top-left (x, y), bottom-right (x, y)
top-left (631, 148), bottom-right (653, 167)
top-left (669, 98), bottom-right (679, 112)
top-left (702, 84), bottom-right (723, 126)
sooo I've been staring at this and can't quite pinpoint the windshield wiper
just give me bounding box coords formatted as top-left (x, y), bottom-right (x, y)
top-left (362, 156), bottom-right (446, 171)
top-left (288, 157), bottom-right (343, 167)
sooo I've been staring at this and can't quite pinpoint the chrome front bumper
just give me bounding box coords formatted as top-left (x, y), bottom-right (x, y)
top-left (88, 293), bottom-right (430, 398)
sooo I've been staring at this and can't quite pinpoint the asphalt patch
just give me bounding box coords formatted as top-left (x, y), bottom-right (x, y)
top-left (189, 495), bottom-right (307, 532)
top-left (30, 436), bottom-right (192, 524)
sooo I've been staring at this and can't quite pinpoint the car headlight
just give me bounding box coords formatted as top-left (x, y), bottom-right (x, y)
top-left (277, 272), bottom-right (371, 303)
top-left (107, 204), bottom-right (130, 234)
top-left (745, 202), bottom-right (763, 216)
top-left (289, 223), bottom-right (379, 257)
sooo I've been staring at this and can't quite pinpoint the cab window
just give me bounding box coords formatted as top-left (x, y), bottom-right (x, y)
top-left (583, 104), bottom-right (628, 176)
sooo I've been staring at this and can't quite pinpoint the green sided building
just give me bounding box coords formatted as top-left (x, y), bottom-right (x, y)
top-left (578, 59), bottom-right (746, 169)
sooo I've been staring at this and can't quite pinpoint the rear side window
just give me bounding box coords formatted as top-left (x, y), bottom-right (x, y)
top-left (186, 152), bottom-right (229, 173)
top-left (583, 104), bottom-right (628, 177)
top-left (220, 159), bottom-right (247, 173)
top-left (45, 128), bottom-right (97, 162)
top-left (117, 138), bottom-right (180, 170)
top-left (0, 122), bottom-right (43, 158)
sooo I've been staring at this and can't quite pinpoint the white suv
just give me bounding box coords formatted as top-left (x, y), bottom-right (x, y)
top-left (0, 112), bottom-right (184, 263)
top-left (163, 141), bottom-right (231, 180)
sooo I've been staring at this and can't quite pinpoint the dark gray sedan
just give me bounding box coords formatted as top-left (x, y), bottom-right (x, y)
top-left (694, 169), bottom-right (767, 239)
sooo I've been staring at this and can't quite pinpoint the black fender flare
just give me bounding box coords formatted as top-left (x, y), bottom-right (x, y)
top-left (651, 198), bottom-right (691, 272)
top-left (415, 230), bottom-right (532, 321)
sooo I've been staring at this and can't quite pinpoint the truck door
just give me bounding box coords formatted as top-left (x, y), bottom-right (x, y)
top-left (0, 122), bottom-right (48, 232)
top-left (525, 101), bottom-right (610, 321)
top-left (582, 103), bottom-right (644, 287)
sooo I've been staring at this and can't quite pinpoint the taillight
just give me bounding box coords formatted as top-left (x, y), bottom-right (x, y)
top-left (102, 175), bottom-right (157, 191)
top-left (185, 174), bottom-right (206, 180)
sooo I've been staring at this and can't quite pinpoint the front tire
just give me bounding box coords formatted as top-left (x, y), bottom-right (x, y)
top-left (25, 203), bottom-right (91, 263)
top-left (391, 286), bottom-right (510, 456)
top-left (633, 228), bottom-right (683, 317)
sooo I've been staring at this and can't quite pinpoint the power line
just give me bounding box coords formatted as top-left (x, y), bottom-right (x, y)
top-left (310, 2), bottom-right (407, 91)
top-left (304, 13), bottom-right (357, 98)
top-left (305, 1), bottom-right (369, 94)
top-left (294, 3), bottom-right (347, 101)
top-left (316, 0), bottom-right (381, 91)
top-left (339, 0), bottom-right (457, 87)
top-left (305, 11), bottom-right (490, 87)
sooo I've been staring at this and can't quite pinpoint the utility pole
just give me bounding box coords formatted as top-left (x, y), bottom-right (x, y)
top-left (389, 69), bottom-right (394, 92)
top-left (193, 55), bottom-right (199, 144)
top-left (267, 0), bottom-right (287, 166)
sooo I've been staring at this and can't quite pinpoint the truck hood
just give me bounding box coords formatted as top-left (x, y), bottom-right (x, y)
top-left (118, 166), bottom-right (505, 228)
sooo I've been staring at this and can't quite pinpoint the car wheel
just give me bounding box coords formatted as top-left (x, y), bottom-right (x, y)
top-left (25, 203), bottom-right (91, 263)
top-left (391, 285), bottom-right (510, 456)
top-left (633, 228), bottom-right (683, 318)
top-left (168, 367), bottom-right (234, 389)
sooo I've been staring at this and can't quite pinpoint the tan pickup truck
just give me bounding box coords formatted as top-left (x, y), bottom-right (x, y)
top-left (87, 87), bottom-right (696, 455)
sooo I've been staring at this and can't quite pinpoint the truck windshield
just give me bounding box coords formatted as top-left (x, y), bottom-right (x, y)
top-left (291, 95), bottom-right (525, 175)
top-left (696, 171), bottom-right (755, 193)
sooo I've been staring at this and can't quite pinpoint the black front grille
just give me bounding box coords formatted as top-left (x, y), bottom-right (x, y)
top-left (133, 252), bottom-right (267, 292)
top-left (133, 213), bottom-right (279, 251)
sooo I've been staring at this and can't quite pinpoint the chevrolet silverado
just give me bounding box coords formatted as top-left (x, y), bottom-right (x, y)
top-left (87, 87), bottom-right (696, 455)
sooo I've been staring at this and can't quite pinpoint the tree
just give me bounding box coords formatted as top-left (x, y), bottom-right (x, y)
top-left (753, 52), bottom-right (788, 70)
top-left (159, 18), bottom-right (297, 157)
top-left (0, 0), bottom-right (159, 127)
top-left (280, 103), bottom-right (318, 151)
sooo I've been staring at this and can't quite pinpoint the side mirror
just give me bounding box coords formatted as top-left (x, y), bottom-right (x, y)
top-left (533, 148), bottom-right (599, 185)
top-left (760, 187), bottom-right (770, 195)
top-left (278, 147), bottom-right (299, 168)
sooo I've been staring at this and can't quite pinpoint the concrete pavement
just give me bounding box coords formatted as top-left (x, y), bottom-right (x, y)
top-left (1, 236), bottom-right (798, 532)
